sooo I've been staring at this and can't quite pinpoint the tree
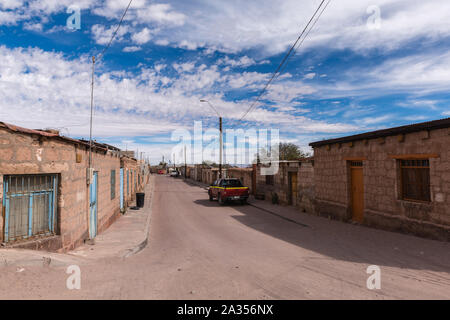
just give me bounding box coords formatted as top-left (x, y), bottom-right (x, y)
top-left (159, 161), bottom-right (167, 168)
top-left (255, 142), bottom-right (311, 163)
top-left (278, 142), bottom-right (309, 160)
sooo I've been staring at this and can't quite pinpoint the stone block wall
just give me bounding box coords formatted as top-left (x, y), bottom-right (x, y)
top-left (226, 168), bottom-right (253, 193)
top-left (313, 127), bottom-right (450, 241)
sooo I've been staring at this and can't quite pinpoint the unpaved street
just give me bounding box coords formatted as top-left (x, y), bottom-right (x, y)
top-left (1, 175), bottom-right (449, 299)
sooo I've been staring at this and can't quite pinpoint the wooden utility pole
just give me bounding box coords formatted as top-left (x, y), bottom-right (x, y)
top-left (219, 117), bottom-right (223, 178)
top-left (184, 145), bottom-right (187, 179)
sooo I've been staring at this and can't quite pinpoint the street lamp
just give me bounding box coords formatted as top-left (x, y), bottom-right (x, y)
top-left (200, 99), bottom-right (223, 178)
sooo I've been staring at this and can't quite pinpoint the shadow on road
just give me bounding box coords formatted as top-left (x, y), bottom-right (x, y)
top-left (185, 179), bottom-right (450, 273)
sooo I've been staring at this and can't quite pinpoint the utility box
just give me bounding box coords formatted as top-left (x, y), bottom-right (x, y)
top-left (87, 167), bottom-right (94, 185)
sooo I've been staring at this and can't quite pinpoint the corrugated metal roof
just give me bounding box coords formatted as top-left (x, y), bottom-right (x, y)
top-left (309, 117), bottom-right (450, 148)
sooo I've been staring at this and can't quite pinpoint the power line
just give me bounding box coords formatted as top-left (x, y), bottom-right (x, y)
top-left (274, 0), bottom-right (331, 83)
top-left (232, 0), bottom-right (330, 128)
top-left (97, 0), bottom-right (134, 62)
top-left (88, 0), bottom-right (133, 172)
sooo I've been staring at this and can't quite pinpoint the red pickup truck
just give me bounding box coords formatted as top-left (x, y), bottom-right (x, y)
top-left (208, 178), bottom-right (249, 205)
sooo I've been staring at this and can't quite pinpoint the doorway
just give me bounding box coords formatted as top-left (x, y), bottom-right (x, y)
top-left (288, 172), bottom-right (298, 206)
top-left (350, 161), bottom-right (364, 222)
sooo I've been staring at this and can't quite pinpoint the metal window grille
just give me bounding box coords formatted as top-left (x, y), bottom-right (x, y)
top-left (350, 161), bottom-right (363, 167)
top-left (2, 174), bottom-right (57, 242)
top-left (400, 159), bottom-right (430, 202)
top-left (265, 175), bottom-right (274, 185)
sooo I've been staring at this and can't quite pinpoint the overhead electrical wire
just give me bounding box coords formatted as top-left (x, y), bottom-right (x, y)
top-left (88, 0), bottom-right (133, 170)
top-left (97, 0), bottom-right (134, 62)
top-left (232, 0), bottom-right (331, 128)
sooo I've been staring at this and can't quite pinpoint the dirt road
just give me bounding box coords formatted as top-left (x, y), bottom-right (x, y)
top-left (1, 175), bottom-right (449, 299)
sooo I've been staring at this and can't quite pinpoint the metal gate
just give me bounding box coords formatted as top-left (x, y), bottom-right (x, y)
top-left (89, 171), bottom-right (98, 239)
top-left (120, 168), bottom-right (124, 210)
top-left (2, 174), bottom-right (57, 242)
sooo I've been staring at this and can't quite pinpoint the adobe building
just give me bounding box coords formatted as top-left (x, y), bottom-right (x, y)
top-left (310, 118), bottom-right (450, 241)
top-left (254, 159), bottom-right (314, 212)
top-left (226, 167), bottom-right (255, 194)
top-left (0, 122), bottom-right (146, 252)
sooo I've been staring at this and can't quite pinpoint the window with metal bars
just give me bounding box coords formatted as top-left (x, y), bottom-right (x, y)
top-left (2, 174), bottom-right (57, 242)
top-left (265, 174), bottom-right (274, 185)
top-left (400, 159), bottom-right (430, 202)
top-left (350, 161), bottom-right (363, 167)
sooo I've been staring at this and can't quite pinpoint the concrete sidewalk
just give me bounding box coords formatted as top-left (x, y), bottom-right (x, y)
top-left (68, 175), bottom-right (155, 260)
top-left (0, 175), bottom-right (155, 266)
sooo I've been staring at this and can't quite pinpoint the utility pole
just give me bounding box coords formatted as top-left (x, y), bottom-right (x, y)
top-left (184, 144), bottom-right (187, 179)
top-left (219, 117), bottom-right (223, 178)
top-left (200, 99), bottom-right (223, 179)
top-left (88, 55), bottom-right (95, 177)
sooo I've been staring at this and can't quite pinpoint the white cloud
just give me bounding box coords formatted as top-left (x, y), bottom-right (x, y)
top-left (136, 3), bottom-right (185, 26)
top-left (172, 62), bottom-right (196, 73)
top-left (122, 46), bottom-right (141, 52)
top-left (23, 22), bottom-right (43, 31)
top-left (0, 0), bottom-right (24, 10)
top-left (155, 39), bottom-right (169, 46)
top-left (107, 0), bottom-right (449, 57)
top-left (91, 24), bottom-right (130, 45)
top-left (360, 114), bottom-right (393, 125)
top-left (131, 27), bottom-right (152, 44)
top-left (217, 56), bottom-right (257, 68)
top-left (0, 46), bottom-right (356, 144)
top-left (303, 72), bottom-right (316, 80)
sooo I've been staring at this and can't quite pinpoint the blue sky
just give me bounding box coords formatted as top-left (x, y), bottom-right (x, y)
top-left (0, 0), bottom-right (449, 164)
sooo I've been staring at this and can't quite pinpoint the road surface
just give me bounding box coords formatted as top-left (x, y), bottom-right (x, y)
top-left (1, 175), bottom-right (449, 299)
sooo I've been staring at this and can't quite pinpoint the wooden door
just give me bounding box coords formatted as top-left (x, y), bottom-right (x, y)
top-left (288, 172), bottom-right (298, 206)
top-left (350, 162), bottom-right (364, 222)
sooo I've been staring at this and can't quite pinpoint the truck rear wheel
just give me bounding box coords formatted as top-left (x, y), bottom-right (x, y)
top-left (218, 194), bottom-right (225, 206)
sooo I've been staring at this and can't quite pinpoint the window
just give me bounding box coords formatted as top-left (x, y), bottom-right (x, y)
top-left (220, 179), bottom-right (243, 188)
top-left (265, 175), bottom-right (274, 185)
top-left (3, 174), bottom-right (57, 242)
top-left (400, 159), bottom-right (430, 202)
top-left (110, 170), bottom-right (116, 200)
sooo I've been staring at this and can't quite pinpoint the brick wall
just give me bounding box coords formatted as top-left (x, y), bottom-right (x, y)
top-left (0, 128), bottom-right (147, 251)
top-left (255, 162), bottom-right (299, 205)
top-left (297, 161), bottom-right (315, 214)
top-left (313, 127), bottom-right (450, 241)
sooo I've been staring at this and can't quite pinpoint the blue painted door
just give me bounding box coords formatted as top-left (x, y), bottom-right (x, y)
top-left (120, 168), bottom-right (124, 210)
top-left (89, 171), bottom-right (98, 239)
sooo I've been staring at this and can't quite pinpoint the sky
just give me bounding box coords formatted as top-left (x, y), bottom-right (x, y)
top-left (0, 0), bottom-right (449, 165)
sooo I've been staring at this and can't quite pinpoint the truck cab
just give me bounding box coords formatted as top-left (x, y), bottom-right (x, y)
top-left (208, 178), bottom-right (249, 205)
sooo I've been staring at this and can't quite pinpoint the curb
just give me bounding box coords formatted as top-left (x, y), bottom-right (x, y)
top-left (122, 175), bottom-right (156, 258)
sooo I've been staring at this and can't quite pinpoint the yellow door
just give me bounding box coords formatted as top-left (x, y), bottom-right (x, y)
top-left (350, 162), bottom-right (364, 222)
